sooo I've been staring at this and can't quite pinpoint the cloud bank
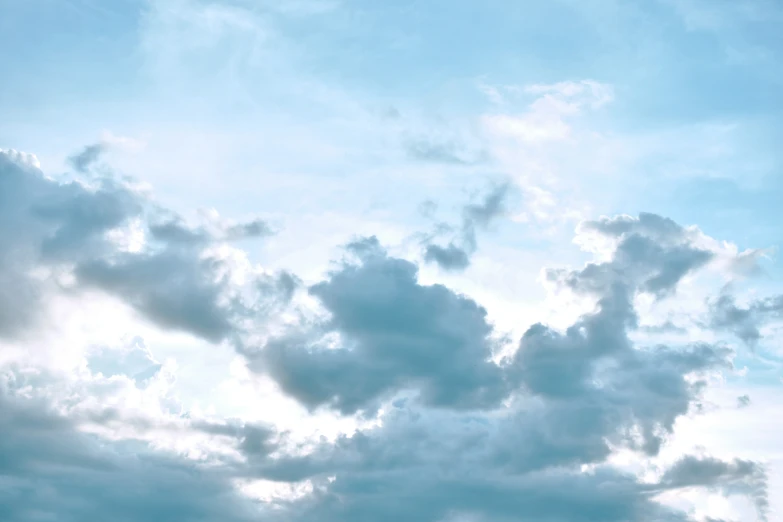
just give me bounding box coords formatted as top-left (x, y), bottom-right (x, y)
top-left (0, 148), bottom-right (774, 521)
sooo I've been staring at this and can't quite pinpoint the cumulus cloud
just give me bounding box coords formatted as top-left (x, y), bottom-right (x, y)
top-left (0, 151), bottom-right (142, 338)
top-left (253, 237), bottom-right (507, 414)
top-left (0, 148), bottom-right (289, 343)
top-left (0, 148), bottom-right (770, 521)
top-left (423, 242), bottom-right (471, 271)
top-left (230, 212), bottom-right (770, 522)
top-left (547, 213), bottom-right (715, 298)
top-left (0, 382), bottom-right (264, 522)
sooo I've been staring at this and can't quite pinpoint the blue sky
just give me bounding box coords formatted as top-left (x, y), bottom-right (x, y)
top-left (1, 1), bottom-right (783, 521)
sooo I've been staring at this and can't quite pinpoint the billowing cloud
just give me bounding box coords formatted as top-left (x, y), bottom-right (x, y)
top-left (0, 382), bottom-right (264, 522)
top-left (233, 212), bottom-right (767, 522)
top-left (254, 237), bottom-right (507, 414)
top-left (0, 151), bottom-right (142, 338)
top-left (0, 148), bottom-right (771, 521)
top-left (0, 149), bottom-right (290, 343)
top-left (547, 212), bottom-right (714, 298)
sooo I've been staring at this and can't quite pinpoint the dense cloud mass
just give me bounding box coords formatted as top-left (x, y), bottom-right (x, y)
top-left (255, 236), bottom-right (508, 414)
top-left (0, 149), bottom-right (772, 521)
top-left (0, 383), bottom-right (263, 522)
top-left (0, 151), bottom-right (141, 337)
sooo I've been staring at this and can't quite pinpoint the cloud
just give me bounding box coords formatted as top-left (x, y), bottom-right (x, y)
top-left (232, 212), bottom-right (770, 522)
top-left (76, 250), bottom-right (237, 343)
top-left (253, 237), bottom-right (507, 414)
top-left (423, 183), bottom-right (510, 271)
top-left (423, 243), bottom-right (471, 271)
top-left (547, 213), bottom-right (715, 298)
top-left (0, 149), bottom-right (771, 521)
top-left (659, 455), bottom-right (768, 518)
top-left (482, 80), bottom-right (614, 144)
top-left (68, 142), bottom-right (109, 173)
top-left (404, 136), bottom-right (488, 165)
top-left (707, 292), bottom-right (783, 346)
top-left (0, 381), bottom-right (265, 522)
top-left (0, 148), bottom-right (289, 344)
top-left (0, 150), bottom-right (142, 338)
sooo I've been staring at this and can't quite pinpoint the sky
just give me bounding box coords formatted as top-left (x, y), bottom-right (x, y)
top-left (1, 0), bottom-right (782, 520)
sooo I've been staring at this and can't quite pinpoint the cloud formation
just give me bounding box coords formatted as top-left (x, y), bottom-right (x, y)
top-left (708, 293), bottom-right (783, 346)
top-left (255, 236), bottom-right (507, 414)
top-left (0, 148), bottom-right (771, 521)
top-left (231, 210), bottom-right (769, 521)
top-left (68, 142), bottom-right (109, 173)
top-left (422, 183), bottom-right (510, 271)
top-left (0, 383), bottom-right (263, 522)
top-left (0, 149), bottom-right (289, 344)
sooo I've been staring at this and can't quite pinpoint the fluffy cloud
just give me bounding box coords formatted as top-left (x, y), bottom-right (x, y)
top-left (0, 149), bottom-right (290, 344)
top-left (0, 151), bottom-right (142, 338)
top-left (233, 209), bottom-right (769, 521)
top-left (253, 236), bottom-right (507, 414)
top-left (0, 148), bottom-right (771, 521)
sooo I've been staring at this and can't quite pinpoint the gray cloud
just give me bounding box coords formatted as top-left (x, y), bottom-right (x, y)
top-left (76, 250), bottom-right (236, 343)
top-left (708, 293), bottom-right (783, 346)
top-left (149, 216), bottom-right (273, 246)
top-left (233, 214), bottom-right (767, 522)
top-left (0, 386), bottom-right (265, 522)
top-left (0, 150), bottom-right (767, 521)
top-left (255, 237), bottom-right (507, 415)
top-left (423, 183), bottom-right (510, 271)
top-left (68, 142), bottom-right (108, 173)
top-left (423, 242), bottom-right (471, 271)
top-left (546, 213), bottom-right (714, 299)
top-left (0, 149), bottom-right (287, 344)
top-left (0, 151), bottom-right (142, 338)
